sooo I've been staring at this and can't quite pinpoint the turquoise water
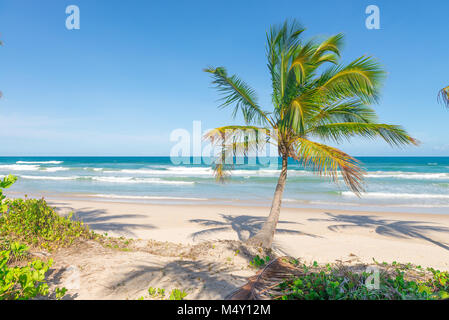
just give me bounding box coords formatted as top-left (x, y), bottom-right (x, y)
top-left (1, 156), bottom-right (449, 214)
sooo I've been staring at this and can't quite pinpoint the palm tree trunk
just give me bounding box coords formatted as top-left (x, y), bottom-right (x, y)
top-left (246, 155), bottom-right (288, 248)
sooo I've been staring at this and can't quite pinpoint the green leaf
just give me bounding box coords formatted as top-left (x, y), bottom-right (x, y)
top-left (0, 175), bottom-right (17, 189)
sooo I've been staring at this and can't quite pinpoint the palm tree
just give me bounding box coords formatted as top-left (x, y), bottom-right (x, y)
top-left (204, 20), bottom-right (417, 248)
top-left (438, 86), bottom-right (449, 108)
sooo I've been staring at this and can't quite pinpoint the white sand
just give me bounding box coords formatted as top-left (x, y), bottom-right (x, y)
top-left (46, 199), bottom-right (449, 299)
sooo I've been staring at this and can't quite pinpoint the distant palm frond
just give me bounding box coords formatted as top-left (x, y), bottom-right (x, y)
top-left (438, 86), bottom-right (449, 108)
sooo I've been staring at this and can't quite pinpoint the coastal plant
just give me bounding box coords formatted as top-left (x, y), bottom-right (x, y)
top-left (204, 20), bottom-right (417, 248)
top-left (169, 288), bottom-right (188, 300)
top-left (148, 286), bottom-right (166, 298)
top-left (249, 255), bottom-right (270, 269)
top-left (140, 287), bottom-right (186, 300)
top-left (0, 249), bottom-right (58, 300)
top-left (0, 175), bottom-right (17, 213)
top-left (0, 197), bottom-right (93, 251)
top-left (0, 240), bottom-right (30, 263)
top-left (273, 260), bottom-right (449, 300)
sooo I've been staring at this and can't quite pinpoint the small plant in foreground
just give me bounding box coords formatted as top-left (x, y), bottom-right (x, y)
top-left (0, 249), bottom-right (66, 300)
top-left (275, 260), bottom-right (449, 300)
top-left (249, 255), bottom-right (270, 269)
top-left (148, 286), bottom-right (166, 299)
top-left (139, 287), bottom-right (186, 300)
top-left (2, 240), bottom-right (30, 263)
top-left (169, 288), bottom-right (188, 300)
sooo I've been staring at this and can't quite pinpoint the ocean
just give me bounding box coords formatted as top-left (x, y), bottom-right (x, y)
top-left (1, 156), bottom-right (449, 214)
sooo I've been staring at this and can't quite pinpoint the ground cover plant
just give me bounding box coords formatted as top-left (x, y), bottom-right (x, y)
top-left (274, 258), bottom-right (449, 300)
top-left (0, 197), bottom-right (94, 251)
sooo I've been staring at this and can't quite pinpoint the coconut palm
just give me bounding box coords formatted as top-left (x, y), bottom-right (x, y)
top-left (438, 86), bottom-right (449, 108)
top-left (204, 20), bottom-right (417, 248)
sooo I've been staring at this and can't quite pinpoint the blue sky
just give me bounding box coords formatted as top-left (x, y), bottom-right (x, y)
top-left (0, 0), bottom-right (447, 156)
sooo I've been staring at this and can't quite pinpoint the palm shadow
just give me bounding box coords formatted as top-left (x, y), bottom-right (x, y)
top-left (189, 214), bottom-right (319, 241)
top-left (309, 212), bottom-right (449, 251)
top-left (105, 260), bottom-right (247, 299)
top-left (53, 203), bottom-right (156, 237)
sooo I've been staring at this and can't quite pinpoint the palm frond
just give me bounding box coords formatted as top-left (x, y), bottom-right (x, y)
top-left (280, 92), bottom-right (320, 135)
top-left (314, 53), bottom-right (339, 66)
top-left (204, 67), bottom-right (271, 125)
top-left (289, 40), bottom-right (317, 84)
top-left (309, 99), bottom-right (378, 125)
top-left (310, 123), bottom-right (418, 147)
top-left (312, 33), bottom-right (344, 60)
top-left (438, 86), bottom-right (449, 108)
top-left (291, 137), bottom-right (365, 194)
top-left (315, 56), bottom-right (385, 104)
top-left (226, 256), bottom-right (304, 300)
top-left (266, 20), bottom-right (305, 115)
top-left (204, 126), bottom-right (272, 181)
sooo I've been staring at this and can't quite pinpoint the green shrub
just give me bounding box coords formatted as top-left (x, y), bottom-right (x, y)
top-left (0, 198), bottom-right (93, 251)
top-left (0, 248), bottom-right (67, 300)
top-left (0, 239), bottom-right (29, 263)
top-left (276, 261), bottom-right (449, 300)
top-left (0, 175), bottom-right (17, 213)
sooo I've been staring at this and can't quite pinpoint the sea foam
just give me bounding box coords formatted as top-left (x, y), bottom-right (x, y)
top-left (16, 161), bottom-right (63, 164)
top-left (90, 194), bottom-right (206, 201)
top-left (0, 164), bottom-right (40, 171)
top-left (342, 191), bottom-right (449, 199)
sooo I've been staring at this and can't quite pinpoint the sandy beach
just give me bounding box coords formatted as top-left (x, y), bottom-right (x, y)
top-left (52, 199), bottom-right (449, 269)
top-left (41, 199), bottom-right (449, 299)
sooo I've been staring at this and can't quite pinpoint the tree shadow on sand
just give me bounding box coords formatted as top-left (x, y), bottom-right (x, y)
top-left (104, 259), bottom-right (248, 299)
top-left (189, 214), bottom-right (319, 241)
top-left (309, 212), bottom-right (449, 251)
top-left (53, 203), bottom-right (156, 237)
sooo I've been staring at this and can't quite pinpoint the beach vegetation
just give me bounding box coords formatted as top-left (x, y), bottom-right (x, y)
top-left (139, 287), bottom-right (187, 300)
top-left (276, 261), bottom-right (449, 300)
top-left (236, 257), bottom-right (449, 300)
top-left (148, 286), bottom-right (166, 298)
top-left (0, 175), bottom-right (17, 213)
top-left (249, 255), bottom-right (270, 269)
top-left (0, 197), bottom-right (93, 251)
top-left (0, 249), bottom-right (52, 300)
top-left (169, 288), bottom-right (188, 300)
top-left (204, 20), bottom-right (417, 248)
top-left (0, 245), bottom-right (67, 300)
